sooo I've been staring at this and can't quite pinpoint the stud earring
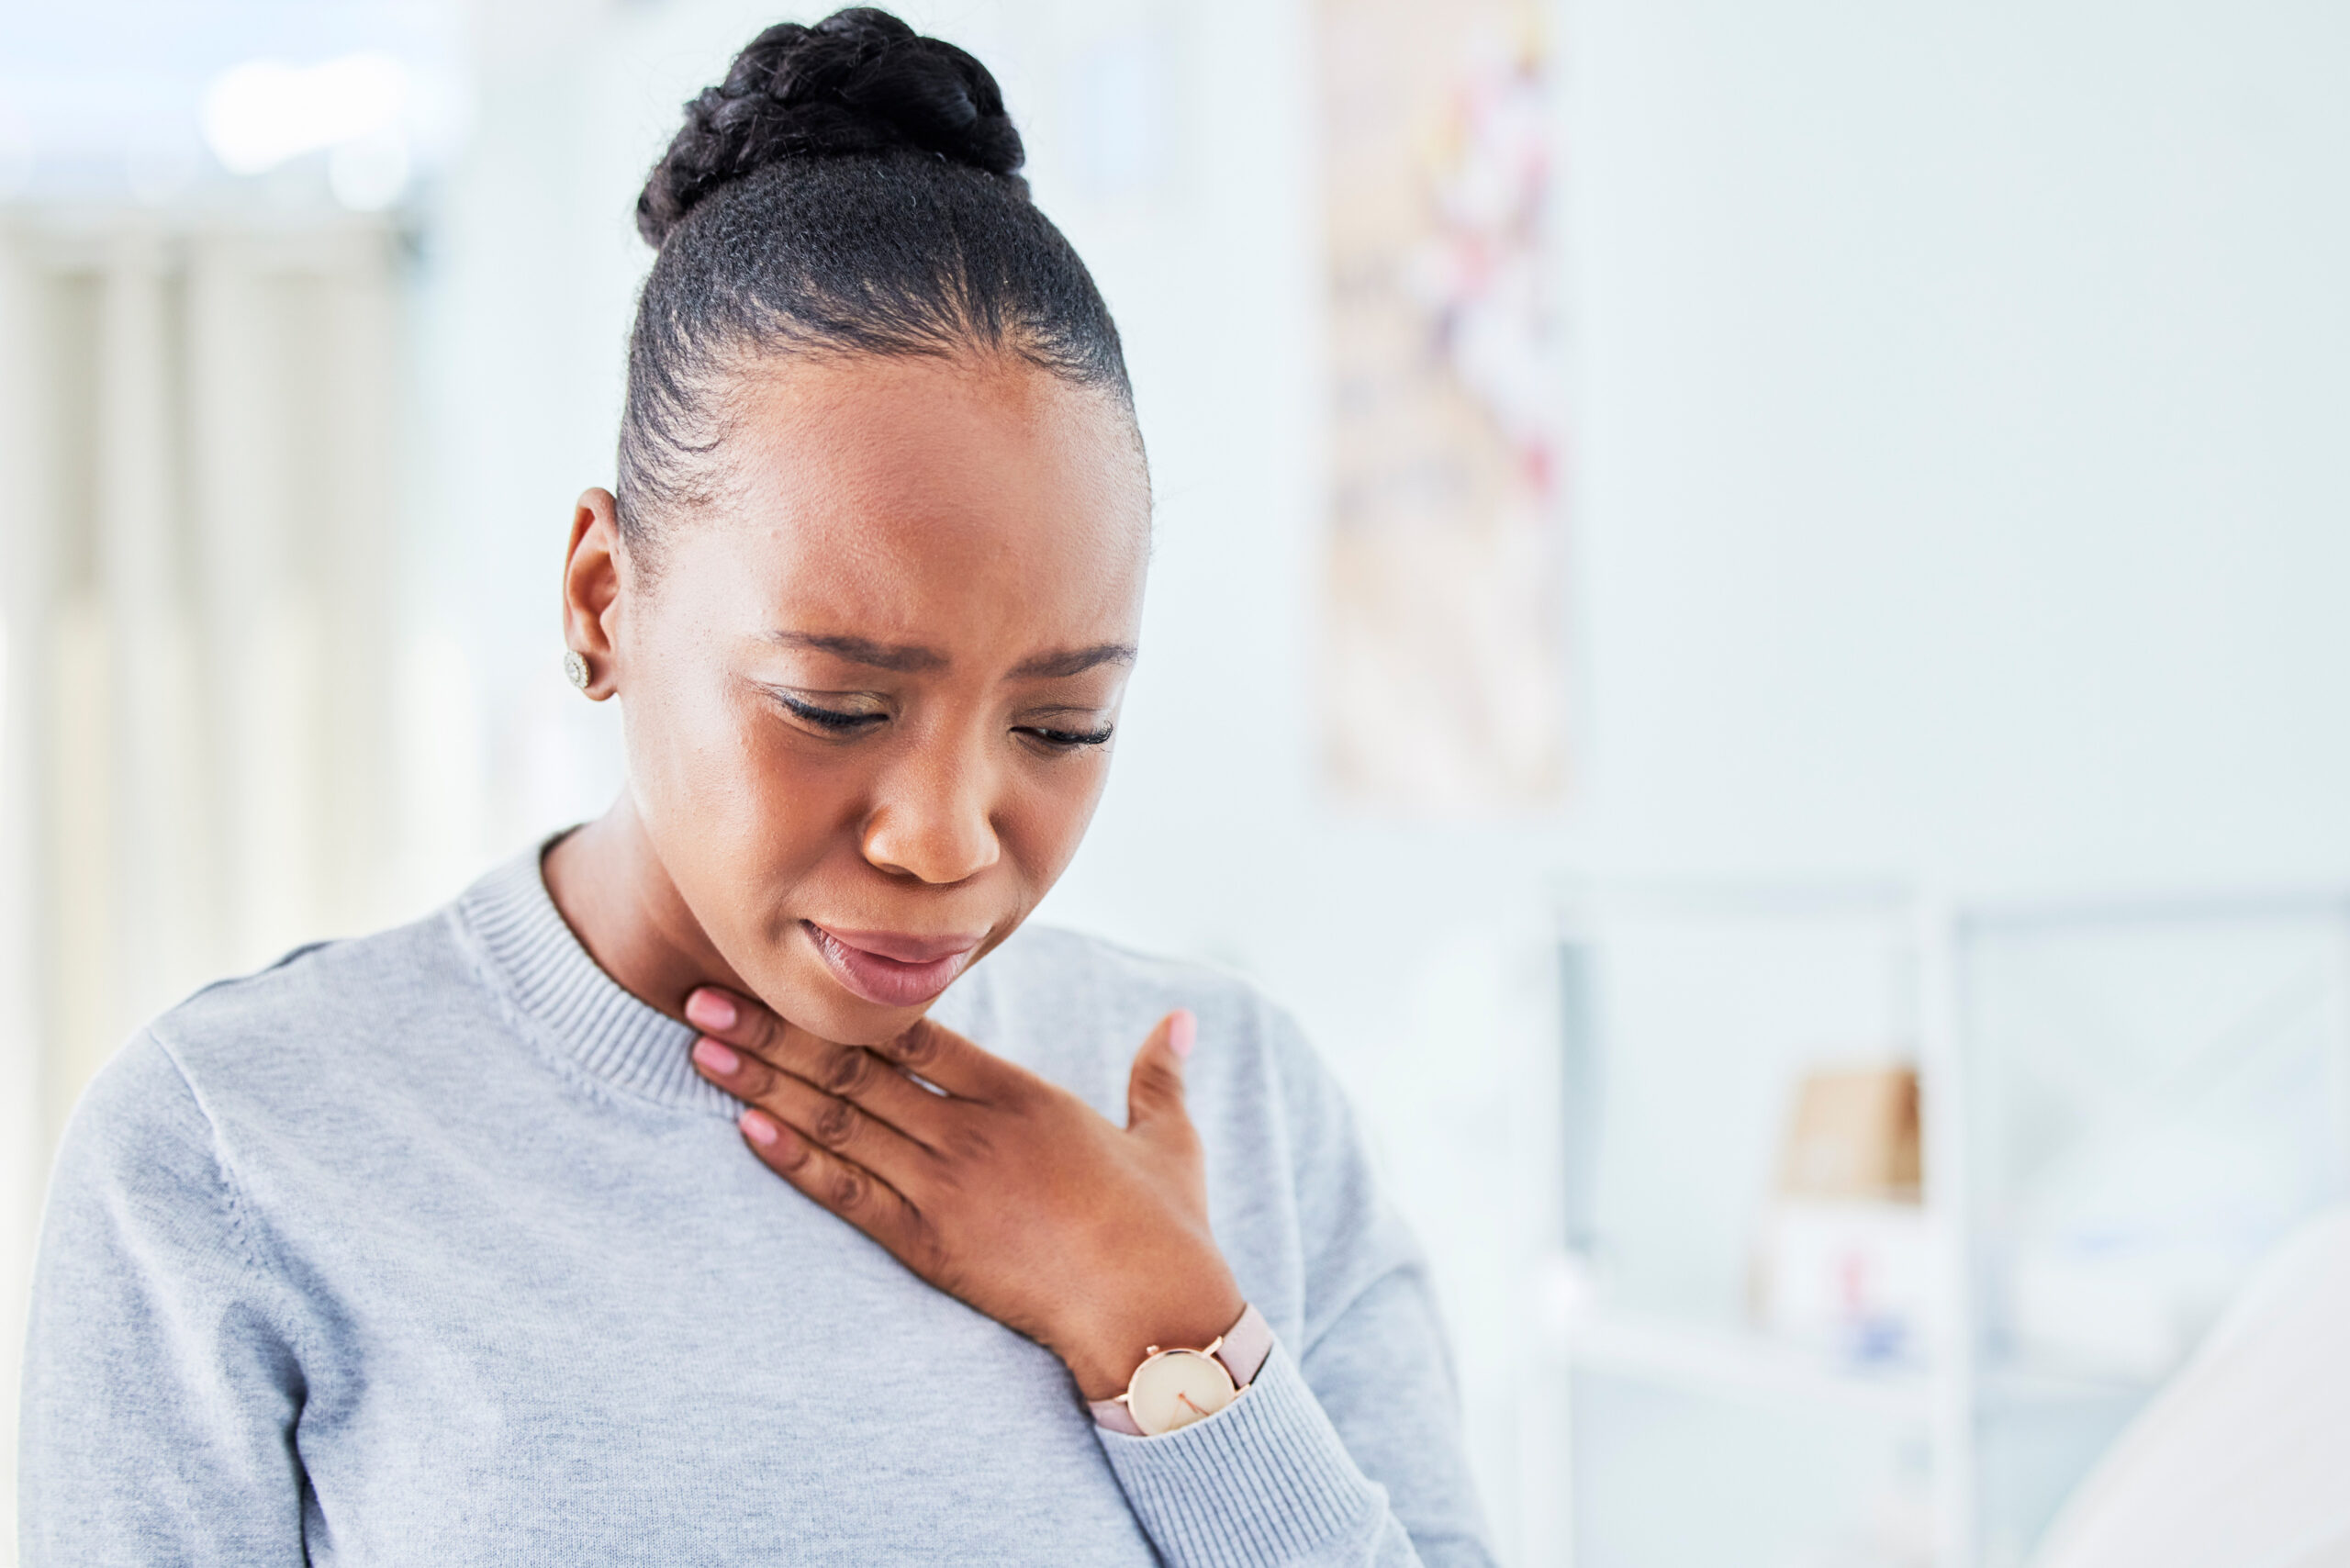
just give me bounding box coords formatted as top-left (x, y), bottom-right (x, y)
top-left (564, 649), bottom-right (591, 691)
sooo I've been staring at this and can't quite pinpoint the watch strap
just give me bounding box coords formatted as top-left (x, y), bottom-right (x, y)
top-left (1213, 1301), bottom-right (1274, 1388)
top-left (1089, 1303), bottom-right (1272, 1436)
top-left (1091, 1392), bottom-right (1148, 1436)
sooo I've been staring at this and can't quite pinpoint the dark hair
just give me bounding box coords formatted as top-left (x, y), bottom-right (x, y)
top-left (619, 7), bottom-right (1135, 555)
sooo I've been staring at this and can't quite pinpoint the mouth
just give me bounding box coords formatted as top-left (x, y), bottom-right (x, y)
top-left (801, 921), bottom-right (985, 1009)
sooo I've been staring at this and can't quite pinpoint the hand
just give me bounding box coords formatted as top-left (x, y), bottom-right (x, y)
top-left (683, 988), bottom-right (1246, 1401)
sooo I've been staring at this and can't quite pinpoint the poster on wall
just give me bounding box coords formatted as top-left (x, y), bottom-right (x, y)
top-left (1315, 0), bottom-right (1566, 812)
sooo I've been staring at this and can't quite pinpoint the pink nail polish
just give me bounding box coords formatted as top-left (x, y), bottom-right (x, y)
top-left (741, 1110), bottom-right (778, 1146)
top-left (692, 1038), bottom-right (740, 1076)
top-left (1169, 1009), bottom-right (1197, 1058)
top-left (686, 990), bottom-right (737, 1030)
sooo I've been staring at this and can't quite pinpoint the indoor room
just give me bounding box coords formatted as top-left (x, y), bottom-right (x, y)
top-left (4, 1), bottom-right (2348, 1564)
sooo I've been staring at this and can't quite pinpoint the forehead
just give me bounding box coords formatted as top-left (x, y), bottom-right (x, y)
top-left (669, 354), bottom-right (1151, 652)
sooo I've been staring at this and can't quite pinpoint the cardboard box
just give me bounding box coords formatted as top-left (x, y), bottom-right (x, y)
top-left (1776, 1065), bottom-right (1922, 1202)
top-left (1753, 1065), bottom-right (1929, 1360)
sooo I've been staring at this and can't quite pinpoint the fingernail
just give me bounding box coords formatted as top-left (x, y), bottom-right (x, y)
top-left (1169, 1009), bottom-right (1197, 1059)
top-left (740, 1109), bottom-right (778, 1147)
top-left (692, 1038), bottom-right (740, 1076)
top-left (685, 990), bottom-right (736, 1030)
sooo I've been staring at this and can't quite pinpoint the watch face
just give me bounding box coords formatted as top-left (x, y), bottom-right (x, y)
top-left (1126, 1349), bottom-right (1237, 1436)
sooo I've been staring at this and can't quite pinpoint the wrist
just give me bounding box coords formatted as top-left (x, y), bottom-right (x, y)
top-left (1063, 1280), bottom-right (1248, 1401)
top-left (1087, 1301), bottom-right (1275, 1437)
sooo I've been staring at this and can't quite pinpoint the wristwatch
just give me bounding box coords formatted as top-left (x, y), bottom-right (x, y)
top-left (1090, 1303), bottom-right (1275, 1437)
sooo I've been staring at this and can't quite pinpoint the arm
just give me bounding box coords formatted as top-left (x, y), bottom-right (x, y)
top-left (1095, 1004), bottom-right (1492, 1567)
top-left (18, 1034), bottom-right (308, 1567)
top-left (1093, 1270), bottom-right (1494, 1567)
top-left (682, 990), bottom-right (1496, 1567)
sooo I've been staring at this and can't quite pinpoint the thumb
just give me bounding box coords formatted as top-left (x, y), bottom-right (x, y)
top-left (1125, 1008), bottom-right (1198, 1138)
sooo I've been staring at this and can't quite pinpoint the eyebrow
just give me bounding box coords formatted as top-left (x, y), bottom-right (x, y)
top-left (1010, 643), bottom-right (1137, 679)
top-left (763, 632), bottom-right (946, 672)
top-left (765, 632), bottom-right (1136, 680)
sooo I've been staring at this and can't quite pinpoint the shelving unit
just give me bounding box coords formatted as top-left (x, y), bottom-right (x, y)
top-left (1539, 879), bottom-right (2350, 1568)
top-left (1550, 1310), bottom-right (1935, 1422)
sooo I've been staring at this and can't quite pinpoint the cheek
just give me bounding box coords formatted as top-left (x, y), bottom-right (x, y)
top-left (621, 646), bottom-right (744, 817)
top-left (999, 748), bottom-right (1115, 880)
top-left (621, 657), bottom-right (852, 899)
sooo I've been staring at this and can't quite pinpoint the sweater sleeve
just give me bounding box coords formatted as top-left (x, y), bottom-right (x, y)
top-left (1094, 1005), bottom-right (1497, 1568)
top-left (18, 1032), bottom-right (310, 1567)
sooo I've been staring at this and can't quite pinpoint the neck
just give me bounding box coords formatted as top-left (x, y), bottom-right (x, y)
top-left (542, 795), bottom-right (750, 1023)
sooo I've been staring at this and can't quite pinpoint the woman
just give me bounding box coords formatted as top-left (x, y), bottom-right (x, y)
top-left (19, 11), bottom-right (1494, 1564)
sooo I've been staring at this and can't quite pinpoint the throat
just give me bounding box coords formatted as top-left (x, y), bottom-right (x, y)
top-left (541, 800), bottom-right (747, 1024)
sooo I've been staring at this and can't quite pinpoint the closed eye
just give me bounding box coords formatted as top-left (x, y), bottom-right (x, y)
top-left (771, 691), bottom-right (888, 734)
top-left (1018, 722), bottom-right (1115, 749)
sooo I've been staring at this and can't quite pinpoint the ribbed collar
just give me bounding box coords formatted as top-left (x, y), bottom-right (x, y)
top-left (456, 844), bottom-right (735, 1116)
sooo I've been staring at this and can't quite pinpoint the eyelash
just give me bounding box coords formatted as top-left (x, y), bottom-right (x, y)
top-left (1021, 723), bottom-right (1116, 750)
top-left (775, 693), bottom-right (885, 733)
top-left (771, 693), bottom-right (1113, 750)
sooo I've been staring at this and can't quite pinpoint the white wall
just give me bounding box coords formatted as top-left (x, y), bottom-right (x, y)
top-left (1561, 0), bottom-right (2350, 892)
top-left (410, 0), bottom-right (2350, 1556)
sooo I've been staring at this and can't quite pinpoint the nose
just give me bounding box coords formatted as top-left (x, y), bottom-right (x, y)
top-left (859, 743), bottom-right (1003, 886)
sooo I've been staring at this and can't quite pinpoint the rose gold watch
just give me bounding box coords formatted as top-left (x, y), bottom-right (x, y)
top-left (1089, 1304), bottom-right (1275, 1437)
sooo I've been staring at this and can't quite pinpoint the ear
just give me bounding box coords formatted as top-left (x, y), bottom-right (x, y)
top-left (562, 488), bottom-right (626, 700)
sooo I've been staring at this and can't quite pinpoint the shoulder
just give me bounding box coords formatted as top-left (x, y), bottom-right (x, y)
top-left (75, 909), bottom-right (492, 1148)
top-left (967, 924), bottom-right (1351, 1141)
top-left (52, 1028), bottom-right (218, 1197)
top-left (972, 923), bottom-right (1302, 1058)
top-left (979, 928), bottom-right (1416, 1338)
top-left (153, 909), bottom-right (476, 1057)
top-left (979, 923), bottom-right (1259, 1014)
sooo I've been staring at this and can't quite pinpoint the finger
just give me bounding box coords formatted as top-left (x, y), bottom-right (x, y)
top-left (685, 987), bottom-right (959, 1138)
top-left (693, 1038), bottom-right (937, 1193)
top-left (869, 1015), bottom-right (1030, 1105)
top-left (735, 1108), bottom-right (939, 1271)
top-left (1125, 1009), bottom-right (1198, 1142)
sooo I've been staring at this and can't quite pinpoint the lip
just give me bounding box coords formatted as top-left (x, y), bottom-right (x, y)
top-left (802, 922), bottom-right (984, 1009)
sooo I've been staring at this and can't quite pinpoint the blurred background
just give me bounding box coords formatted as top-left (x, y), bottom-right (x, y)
top-left (5, 1), bottom-right (2350, 1563)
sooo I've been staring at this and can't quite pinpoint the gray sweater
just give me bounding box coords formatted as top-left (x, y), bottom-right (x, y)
top-left (19, 851), bottom-right (1494, 1566)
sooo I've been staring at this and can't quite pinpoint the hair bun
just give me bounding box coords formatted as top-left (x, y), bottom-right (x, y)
top-left (637, 7), bottom-right (1026, 246)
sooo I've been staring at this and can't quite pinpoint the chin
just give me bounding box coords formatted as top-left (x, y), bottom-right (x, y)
top-left (755, 953), bottom-right (937, 1047)
top-left (799, 990), bottom-right (935, 1047)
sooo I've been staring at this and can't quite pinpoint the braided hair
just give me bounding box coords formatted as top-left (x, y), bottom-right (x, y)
top-left (619, 8), bottom-right (1134, 555)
